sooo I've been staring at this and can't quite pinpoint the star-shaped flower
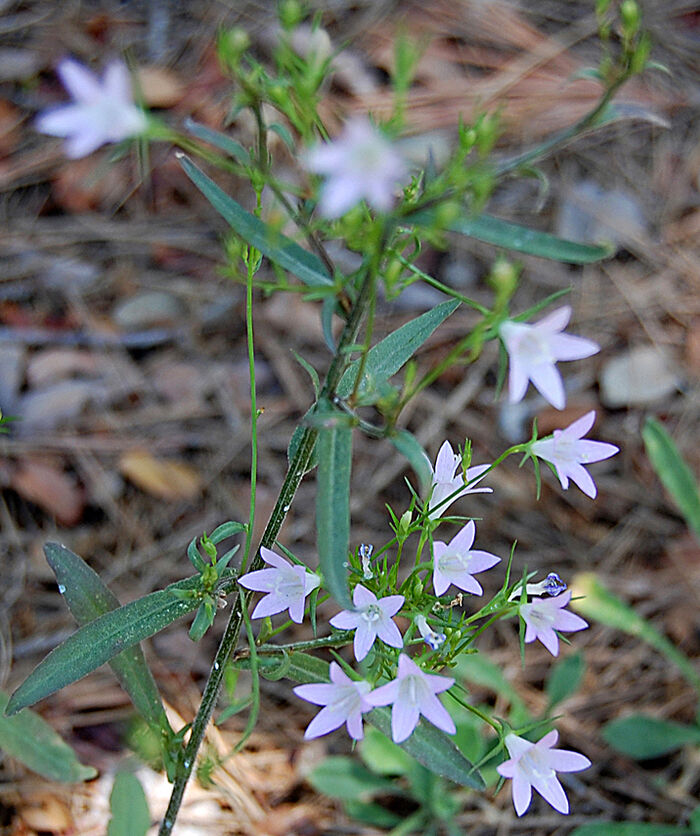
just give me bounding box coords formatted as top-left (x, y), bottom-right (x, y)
top-left (365, 653), bottom-right (455, 743)
top-left (531, 410), bottom-right (619, 499)
top-left (496, 730), bottom-right (591, 816)
top-left (293, 662), bottom-right (373, 740)
top-left (432, 520), bottom-right (501, 597)
top-left (36, 59), bottom-right (148, 158)
top-left (520, 590), bottom-right (588, 656)
top-left (428, 440), bottom-right (492, 520)
top-left (499, 306), bottom-right (599, 410)
top-left (238, 547), bottom-right (320, 624)
top-left (304, 117), bottom-right (407, 218)
top-left (329, 584), bottom-right (404, 662)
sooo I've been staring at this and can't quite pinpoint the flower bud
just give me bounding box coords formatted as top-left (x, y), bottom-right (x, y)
top-left (620, 0), bottom-right (640, 37)
top-left (279, 0), bottom-right (304, 30)
top-left (398, 510), bottom-right (412, 538)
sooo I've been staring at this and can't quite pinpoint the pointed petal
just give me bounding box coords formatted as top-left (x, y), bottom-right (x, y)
top-left (288, 594), bottom-right (306, 623)
top-left (250, 593), bottom-right (286, 619)
top-left (452, 575), bottom-right (483, 596)
top-left (366, 679), bottom-right (400, 706)
top-left (376, 618), bottom-right (404, 649)
top-left (568, 463), bottom-right (597, 498)
top-left (530, 362), bottom-right (566, 410)
top-left (238, 568), bottom-right (276, 592)
top-left (353, 621), bottom-right (376, 661)
top-left (434, 440), bottom-right (457, 482)
top-left (378, 594), bottom-right (404, 618)
top-left (576, 439), bottom-right (619, 461)
top-left (35, 105), bottom-right (89, 137)
top-left (260, 547), bottom-right (290, 570)
top-left (553, 610), bottom-right (588, 633)
top-left (536, 305), bottom-right (571, 333)
top-left (392, 700), bottom-right (420, 743)
top-left (449, 520), bottom-right (476, 553)
top-left (304, 707), bottom-right (345, 739)
top-left (293, 683), bottom-right (335, 706)
top-left (549, 333), bottom-right (599, 361)
top-left (432, 564), bottom-right (450, 596)
top-left (508, 354), bottom-right (530, 404)
top-left (346, 711), bottom-right (365, 740)
top-left (419, 695), bottom-right (456, 735)
top-left (564, 410), bottom-right (596, 439)
top-left (103, 61), bottom-right (132, 102)
top-left (547, 749), bottom-right (591, 772)
top-left (467, 550), bottom-right (501, 573)
top-left (353, 584), bottom-right (377, 608)
top-left (57, 59), bottom-right (102, 102)
top-left (304, 571), bottom-right (321, 594)
top-left (533, 774), bottom-right (569, 814)
top-left (512, 771), bottom-right (533, 816)
top-left (330, 609), bottom-right (360, 630)
top-left (538, 626), bottom-right (560, 656)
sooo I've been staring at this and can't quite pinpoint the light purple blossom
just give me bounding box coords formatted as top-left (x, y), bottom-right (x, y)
top-left (428, 440), bottom-right (492, 520)
top-left (432, 520), bottom-right (500, 597)
top-left (365, 653), bottom-right (455, 743)
top-left (497, 730), bottom-right (591, 816)
top-left (499, 306), bottom-right (599, 410)
top-left (531, 410), bottom-right (619, 499)
top-left (238, 547), bottom-right (320, 623)
top-left (520, 590), bottom-right (588, 656)
top-left (304, 117), bottom-right (407, 218)
top-left (293, 662), bottom-right (373, 741)
top-left (329, 584), bottom-right (404, 662)
top-left (36, 59), bottom-right (147, 158)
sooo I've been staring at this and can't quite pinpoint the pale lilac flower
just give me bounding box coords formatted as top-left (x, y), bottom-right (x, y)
top-left (329, 584), bottom-right (404, 662)
top-left (509, 572), bottom-right (567, 602)
top-left (238, 547), bottom-right (320, 623)
top-left (304, 117), bottom-right (407, 218)
top-left (293, 662), bottom-right (373, 740)
top-left (414, 614), bottom-right (446, 651)
top-left (428, 440), bottom-right (492, 520)
top-left (531, 410), bottom-right (619, 499)
top-left (432, 520), bottom-right (500, 597)
top-left (499, 306), bottom-right (599, 410)
top-left (365, 653), bottom-right (455, 743)
top-left (497, 730), bottom-right (591, 816)
top-left (520, 590), bottom-right (588, 656)
top-left (36, 59), bottom-right (147, 159)
top-left (359, 543), bottom-right (374, 580)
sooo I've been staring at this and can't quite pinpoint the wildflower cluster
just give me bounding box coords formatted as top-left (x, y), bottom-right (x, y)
top-left (22, 6), bottom-right (649, 829)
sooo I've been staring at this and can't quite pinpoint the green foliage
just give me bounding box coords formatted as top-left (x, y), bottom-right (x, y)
top-left (316, 399), bottom-right (354, 610)
top-left (546, 651), bottom-right (586, 711)
top-left (108, 770), bottom-right (150, 836)
top-left (571, 825), bottom-right (694, 836)
top-left (0, 691), bottom-right (96, 782)
top-left (643, 417), bottom-right (700, 542)
top-left (602, 715), bottom-right (700, 759)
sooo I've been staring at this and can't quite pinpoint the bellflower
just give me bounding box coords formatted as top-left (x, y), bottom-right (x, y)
top-left (497, 730), bottom-right (591, 816)
top-left (414, 614), bottom-right (446, 651)
top-left (432, 520), bottom-right (501, 597)
top-left (531, 410), bottom-right (619, 499)
top-left (36, 59), bottom-right (147, 158)
top-left (366, 653), bottom-right (455, 743)
top-left (428, 440), bottom-right (492, 520)
top-left (293, 662), bottom-right (373, 740)
top-left (329, 584), bottom-right (404, 662)
top-left (304, 117), bottom-right (407, 218)
top-left (520, 590), bottom-right (588, 656)
top-left (238, 547), bottom-right (320, 623)
top-left (499, 306), bottom-right (599, 410)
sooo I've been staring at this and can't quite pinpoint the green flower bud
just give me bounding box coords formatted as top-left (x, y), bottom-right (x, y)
top-left (620, 0), bottom-right (640, 36)
top-left (279, 0), bottom-right (304, 30)
top-left (398, 510), bottom-right (412, 537)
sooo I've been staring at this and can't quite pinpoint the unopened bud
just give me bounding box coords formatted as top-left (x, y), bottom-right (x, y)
top-left (279, 0), bottom-right (304, 30)
top-left (398, 510), bottom-right (412, 537)
top-left (620, 0), bottom-right (640, 36)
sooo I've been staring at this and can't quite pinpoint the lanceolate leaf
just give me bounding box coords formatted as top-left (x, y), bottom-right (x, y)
top-left (0, 690), bottom-right (97, 782)
top-left (179, 155), bottom-right (333, 288)
top-left (642, 417), bottom-right (700, 542)
top-left (44, 543), bottom-right (169, 734)
top-left (602, 715), bottom-right (700, 760)
top-left (389, 430), bottom-right (432, 493)
top-left (183, 118), bottom-right (250, 164)
top-left (316, 400), bottom-right (354, 610)
top-left (336, 299), bottom-right (460, 399)
top-left (6, 573), bottom-right (232, 715)
top-left (266, 652), bottom-right (484, 789)
top-left (408, 210), bottom-right (612, 264)
top-left (108, 770), bottom-right (150, 836)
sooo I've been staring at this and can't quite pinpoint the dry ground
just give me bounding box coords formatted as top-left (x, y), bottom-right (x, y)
top-left (0, 1), bottom-right (699, 834)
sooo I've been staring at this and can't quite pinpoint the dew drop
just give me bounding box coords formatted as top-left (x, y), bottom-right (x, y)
top-left (183, 759), bottom-right (191, 769)
top-left (57, 584), bottom-right (66, 594)
top-left (214, 662), bottom-right (220, 670)
top-left (282, 504), bottom-right (291, 513)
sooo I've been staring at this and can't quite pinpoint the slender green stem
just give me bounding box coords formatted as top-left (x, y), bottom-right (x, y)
top-left (233, 632), bottom-right (353, 661)
top-left (158, 256), bottom-right (377, 836)
top-left (241, 251), bottom-right (258, 574)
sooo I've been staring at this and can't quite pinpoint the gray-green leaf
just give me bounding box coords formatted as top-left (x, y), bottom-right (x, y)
top-left (546, 651), bottom-right (585, 710)
top-left (0, 690), bottom-right (96, 782)
top-left (108, 770), bottom-right (150, 836)
top-left (44, 543), bottom-right (169, 734)
top-left (179, 156), bottom-right (333, 288)
top-left (602, 714), bottom-right (700, 760)
top-left (316, 401), bottom-right (354, 610)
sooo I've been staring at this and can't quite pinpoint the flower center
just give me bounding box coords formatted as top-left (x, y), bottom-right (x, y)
top-left (273, 571), bottom-right (303, 599)
top-left (438, 549), bottom-right (469, 574)
top-left (361, 604), bottom-right (382, 623)
top-left (526, 604), bottom-right (555, 629)
top-left (517, 330), bottom-right (551, 365)
top-left (521, 748), bottom-right (555, 782)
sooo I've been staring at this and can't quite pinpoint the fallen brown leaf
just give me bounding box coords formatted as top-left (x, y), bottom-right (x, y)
top-left (11, 458), bottom-right (85, 526)
top-left (119, 450), bottom-right (203, 501)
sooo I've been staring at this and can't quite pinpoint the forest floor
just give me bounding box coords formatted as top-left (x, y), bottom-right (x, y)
top-left (0, 1), bottom-right (699, 834)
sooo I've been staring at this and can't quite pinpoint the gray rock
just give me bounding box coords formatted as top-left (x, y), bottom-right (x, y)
top-left (600, 345), bottom-right (680, 407)
top-left (556, 180), bottom-right (648, 248)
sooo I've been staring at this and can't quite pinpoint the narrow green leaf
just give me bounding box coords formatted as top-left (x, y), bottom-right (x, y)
top-left (44, 543), bottom-right (168, 734)
top-left (342, 800), bottom-right (402, 829)
top-left (571, 824), bottom-right (693, 836)
top-left (0, 691), bottom-right (97, 782)
top-left (454, 655), bottom-right (530, 727)
top-left (336, 299), bottom-right (460, 399)
top-left (571, 573), bottom-right (700, 695)
top-left (6, 573), bottom-right (221, 715)
top-left (307, 756), bottom-right (395, 800)
top-left (287, 419), bottom-right (318, 473)
top-left (280, 652), bottom-right (484, 789)
top-left (643, 417), bottom-right (700, 542)
top-left (602, 715), bottom-right (700, 760)
top-left (409, 210), bottom-right (613, 263)
top-left (184, 118), bottom-right (250, 164)
top-left (546, 651), bottom-right (585, 710)
top-left (108, 770), bottom-right (150, 836)
top-left (389, 430), bottom-right (432, 493)
top-left (316, 400), bottom-right (353, 610)
top-left (179, 155), bottom-right (333, 287)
